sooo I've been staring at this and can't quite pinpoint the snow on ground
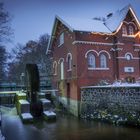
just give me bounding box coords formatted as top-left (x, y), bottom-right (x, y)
top-left (111, 81), bottom-right (140, 87)
top-left (40, 98), bottom-right (51, 104)
top-left (16, 92), bottom-right (26, 96)
top-left (81, 82), bottom-right (140, 89)
top-left (19, 100), bottom-right (30, 105)
top-left (21, 113), bottom-right (33, 119)
top-left (43, 111), bottom-right (56, 117)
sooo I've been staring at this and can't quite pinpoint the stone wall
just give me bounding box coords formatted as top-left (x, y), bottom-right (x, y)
top-left (80, 86), bottom-right (140, 125)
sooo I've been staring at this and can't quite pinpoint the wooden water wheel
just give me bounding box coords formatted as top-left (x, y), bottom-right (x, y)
top-left (25, 64), bottom-right (42, 117)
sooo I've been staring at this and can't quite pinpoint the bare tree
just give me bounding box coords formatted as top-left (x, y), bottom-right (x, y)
top-left (0, 45), bottom-right (7, 83)
top-left (7, 34), bottom-right (52, 87)
top-left (0, 2), bottom-right (13, 43)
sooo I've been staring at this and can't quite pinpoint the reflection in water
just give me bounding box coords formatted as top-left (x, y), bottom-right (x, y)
top-left (1, 106), bottom-right (140, 140)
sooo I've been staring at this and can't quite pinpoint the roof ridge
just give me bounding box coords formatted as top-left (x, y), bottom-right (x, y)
top-left (104, 4), bottom-right (132, 32)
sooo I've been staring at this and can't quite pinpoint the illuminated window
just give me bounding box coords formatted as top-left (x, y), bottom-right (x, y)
top-left (122, 26), bottom-right (127, 35)
top-left (60, 61), bottom-right (64, 80)
top-left (129, 26), bottom-right (134, 35)
top-left (126, 54), bottom-right (131, 60)
top-left (100, 54), bottom-right (107, 68)
top-left (87, 53), bottom-right (96, 68)
top-left (58, 32), bottom-right (64, 47)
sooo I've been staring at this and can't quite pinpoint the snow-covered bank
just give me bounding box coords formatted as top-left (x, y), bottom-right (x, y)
top-left (81, 82), bottom-right (140, 88)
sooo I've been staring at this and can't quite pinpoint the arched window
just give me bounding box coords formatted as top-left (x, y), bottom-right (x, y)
top-left (100, 54), bottom-right (107, 68)
top-left (66, 53), bottom-right (72, 71)
top-left (60, 61), bottom-right (64, 80)
top-left (58, 58), bottom-right (64, 80)
top-left (53, 61), bottom-right (57, 75)
top-left (87, 53), bottom-right (96, 68)
top-left (129, 26), bottom-right (134, 35)
top-left (125, 53), bottom-right (133, 60)
top-left (126, 54), bottom-right (131, 60)
top-left (122, 26), bottom-right (127, 35)
top-left (68, 56), bottom-right (71, 70)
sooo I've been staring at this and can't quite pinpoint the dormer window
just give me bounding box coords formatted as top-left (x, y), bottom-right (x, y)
top-left (129, 26), bottom-right (134, 35)
top-left (58, 32), bottom-right (64, 47)
top-left (122, 26), bottom-right (127, 35)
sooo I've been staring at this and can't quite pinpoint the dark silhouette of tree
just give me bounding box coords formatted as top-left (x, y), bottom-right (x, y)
top-left (0, 2), bottom-right (13, 43)
top-left (0, 2), bottom-right (13, 83)
top-left (0, 46), bottom-right (7, 83)
top-left (7, 34), bottom-right (52, 87)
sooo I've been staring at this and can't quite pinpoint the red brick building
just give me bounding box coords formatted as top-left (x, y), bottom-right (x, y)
top-left (47, 5), bottom-right (140, 116)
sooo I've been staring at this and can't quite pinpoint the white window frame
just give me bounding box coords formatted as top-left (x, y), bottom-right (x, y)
top-left (125, 53), bottom-right (133, 60)
top-left (58, 32), bottom-right (64, 47)
top-left (100, 54), bottom-right (107, 68)
top-left (122, 26), bottom-right (127, 35)
top-left (129, 25), bottom-right (134, 35)
top-left (60, 61), bottom-right (64, 80)
top-left (87, 53), bottom-right (96, 68)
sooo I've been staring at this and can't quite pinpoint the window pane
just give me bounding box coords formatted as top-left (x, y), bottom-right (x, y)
top-left (100, 54), bottom-right (107, 68)
top-left (68, 55), bottom-right (71, 70)
top-left (129, 26), bottom-right (133, 35)
top-left (60, 61), bottom-right (64, 80)
top-left (88, 54), bottom-right (96, 68)
top-left (122, 26), bottom-right (127, 35)
top-left (59, 33), bottom-right (64, 46)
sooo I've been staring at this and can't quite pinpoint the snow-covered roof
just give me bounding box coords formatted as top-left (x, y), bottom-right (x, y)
top-left (56, 5), bottom-right (133, 33)
top-left (21, 113), bottom-right (33, 119)
top-left (104, 5), bottom-right (130, 32)
top-left (46, 5), bottom-right (140, 54)
top-left (57, 4), bottom-right (140, 34)
top-left (57, 16), bottom-right (111, 33)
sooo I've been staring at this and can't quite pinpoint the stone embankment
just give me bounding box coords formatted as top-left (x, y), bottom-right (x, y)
top-left (80, 85), bottom-right (140, 126)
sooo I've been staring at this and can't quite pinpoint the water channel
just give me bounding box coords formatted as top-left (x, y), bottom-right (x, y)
top-left (1, 106), bottom-right (140, 140)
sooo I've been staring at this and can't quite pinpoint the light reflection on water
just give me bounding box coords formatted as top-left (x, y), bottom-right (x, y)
top-left (1, 106), bottom-right (140, 140)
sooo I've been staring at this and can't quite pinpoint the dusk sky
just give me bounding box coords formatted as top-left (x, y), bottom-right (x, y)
top-left (2, 0), bottom-right (140, 51)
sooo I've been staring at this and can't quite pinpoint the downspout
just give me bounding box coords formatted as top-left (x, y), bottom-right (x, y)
top-left (103, 22), bottom-right (119, 81)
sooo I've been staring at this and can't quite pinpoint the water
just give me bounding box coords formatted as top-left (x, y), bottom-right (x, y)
top-left (1, 106), bottom-right (140, 140)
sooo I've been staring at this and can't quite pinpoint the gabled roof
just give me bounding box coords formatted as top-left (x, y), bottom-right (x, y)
top-left (46, 5), bottom-right (140, 54)
top-left (104, 4), bottom-right (140, 32)
top-left (60, 17), bottom-right (111, 33)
